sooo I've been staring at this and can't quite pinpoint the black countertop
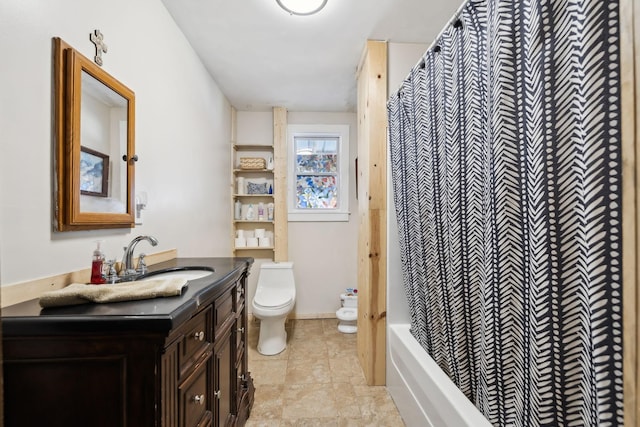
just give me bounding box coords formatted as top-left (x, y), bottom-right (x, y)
top-left (2, 257), bottom-right (253, 336)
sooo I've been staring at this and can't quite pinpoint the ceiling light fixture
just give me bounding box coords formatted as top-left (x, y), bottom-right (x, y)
top-left (276, 0), bottom-right (328, 16)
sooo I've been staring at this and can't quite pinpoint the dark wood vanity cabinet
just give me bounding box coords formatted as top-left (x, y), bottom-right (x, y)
top-left (2, 257), bottom-right (254, 427)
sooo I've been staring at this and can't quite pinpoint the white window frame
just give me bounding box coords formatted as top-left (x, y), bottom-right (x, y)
top-left (287, 124), bottom-right (350, 222)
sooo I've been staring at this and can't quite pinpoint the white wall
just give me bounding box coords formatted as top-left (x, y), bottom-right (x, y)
top-left (288, 112), bottom-right (359, 318)
top-left (386, 42), bottom-right (428, 325)
top-left (388, 42), bottom-right (430, 98)
top-left (237, 110), bottom-right (358, 318)
top-left (0, 0), bottom-right (232, 286)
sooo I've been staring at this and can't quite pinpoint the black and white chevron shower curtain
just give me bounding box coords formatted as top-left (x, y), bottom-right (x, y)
top-left (388, 0), bottom-right (623, 425)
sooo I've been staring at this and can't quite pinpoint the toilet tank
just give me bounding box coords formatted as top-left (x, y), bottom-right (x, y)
top-left (341, 293), bottom-right (358, 308)
top-left (257, 262), bottom-right (295, 290)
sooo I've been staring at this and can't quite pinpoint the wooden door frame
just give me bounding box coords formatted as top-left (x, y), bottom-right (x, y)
top-left (356, 40), bottom-right (388, 386)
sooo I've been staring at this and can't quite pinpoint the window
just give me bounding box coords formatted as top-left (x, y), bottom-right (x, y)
top-left (287, 124), bottom-right (350, 221)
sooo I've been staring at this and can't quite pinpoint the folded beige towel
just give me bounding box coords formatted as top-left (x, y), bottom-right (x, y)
top-left (39, 278), bottom-right (189, 308)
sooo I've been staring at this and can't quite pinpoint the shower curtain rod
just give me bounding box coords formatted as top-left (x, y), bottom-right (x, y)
top-left (392, 0), bottom-right (470, 98)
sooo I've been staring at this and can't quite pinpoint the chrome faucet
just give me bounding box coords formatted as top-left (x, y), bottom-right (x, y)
top-left (120, 235), bottom-right (159, 278)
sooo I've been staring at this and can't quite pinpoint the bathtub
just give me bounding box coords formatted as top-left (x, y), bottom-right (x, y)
top-left (387, 324), bottom-right (492, 427)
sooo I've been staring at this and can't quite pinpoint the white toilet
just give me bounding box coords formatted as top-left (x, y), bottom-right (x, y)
top-left (252, 262), bottom-right (296, 355)
top-left (336, 292), bottom-right (357, 333)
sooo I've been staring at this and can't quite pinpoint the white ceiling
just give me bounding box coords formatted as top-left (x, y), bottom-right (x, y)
top-left (160, 0), bottom-right (461, 112)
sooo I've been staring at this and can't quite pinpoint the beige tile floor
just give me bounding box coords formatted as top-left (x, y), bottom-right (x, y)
top-left (246, 318), bottom-right (406, 427)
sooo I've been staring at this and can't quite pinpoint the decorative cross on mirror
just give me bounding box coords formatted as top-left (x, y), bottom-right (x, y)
top-left (90, 29), bottom-right (108, 66)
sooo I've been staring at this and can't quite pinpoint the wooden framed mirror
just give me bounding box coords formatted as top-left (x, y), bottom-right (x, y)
top-left (54, 37), bottom-right (136, 231)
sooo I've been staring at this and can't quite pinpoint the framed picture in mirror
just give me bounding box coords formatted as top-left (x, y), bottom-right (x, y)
top-left (80, 146), bottom-right (109, 197)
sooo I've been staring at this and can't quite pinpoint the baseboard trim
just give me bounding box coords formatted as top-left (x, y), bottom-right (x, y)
top-left (290, 312), bottom-right (337, 320)
top-left (248, 312), bottom-right (337, 323)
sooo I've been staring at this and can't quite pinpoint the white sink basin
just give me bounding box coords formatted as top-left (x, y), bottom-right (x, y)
top-left (140, 269), bottom-right (213, 281)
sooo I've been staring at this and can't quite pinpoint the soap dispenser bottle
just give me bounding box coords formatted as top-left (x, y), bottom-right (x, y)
top-left (257, 203), bottom-right (265, 221)
top-left (267, 203), bottom-right (275, 221)
top-left (90, 240), bottom-right (106, 284)
top-left (246, 204), bottom-right (255, 221)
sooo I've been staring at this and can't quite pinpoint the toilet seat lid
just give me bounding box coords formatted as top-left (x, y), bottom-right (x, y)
top-left (254, 288), bottom-right (293, 309)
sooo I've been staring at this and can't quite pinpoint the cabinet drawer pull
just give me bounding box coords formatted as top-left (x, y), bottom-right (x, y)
top-left (214, 390), bottom-right (221, 399)
top-left (193, 331), bottom-right (205, 341)
top-left (238, 374), bottom-right (246, 381)
top-left (193, 394), bottom-right (205, 405)
top-left (237, 327), bottom-right (245, 333)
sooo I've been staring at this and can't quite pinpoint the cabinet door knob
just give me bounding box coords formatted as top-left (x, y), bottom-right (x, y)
top-left (214, 390), bottom-right (221, 400)
top-left (193, 394), bottom-right (205, 405)
top-left (193, 331), bottom-right (205, 341)
top-left (237, 327), bottom-right (245, 333)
